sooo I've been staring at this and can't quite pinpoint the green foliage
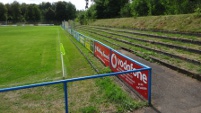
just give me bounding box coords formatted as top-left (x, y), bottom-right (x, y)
top-left (1, 1), bottom-right (76, 24)
top-left (194, 7), bottom-right (201, 17)
top-left (2, 0), bottom-right (201, 23)
top-left (10, 1), bottom-right (22, 22)
top-left (25, 4), bottom-right (41, 22)
top-left (85, 5), bottom-right (97, 21)
top-left (148, 0), bottom-right (165, 15)
top-left (131, 0), bottom-right (149, 16)
top-left (44, 7), bottom-right (55, 22)
top-left (94, 0), bottom-right (129, 18)
top-left (161, 0), bottom-right (201, 15)
top-left (77, 5), bottom-right (97, 25)
top-left (78, 11), bottom-right (87, 25)
top-left (39, 2), bottom-right (53, 22)
top-left (55, 1), bottom-right (74, 22)
top-left (20, 3), bottom-right (27, 22)
top-left (120, 3), bottom-right (132, 17)
top-left (129, 0), bottom-right (201, 17)
top-left (0, 3), bottom-right (7, 21)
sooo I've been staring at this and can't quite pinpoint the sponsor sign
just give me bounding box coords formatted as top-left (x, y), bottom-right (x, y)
top-left (90, 40), bottom-right (94, 53)
top-left (75, 32), bottom-right (80, 41)
top-left (72, 30), bottom-right (75, 36)
top-left (94, 42), bottom-right (110, 66)
top-left (110, 51), bottom-right (149, 99)
top-left (68, 29), bottom-right (70, 34)
top-left (79, 35), bottom-right (85, 45)
top-left (85, 38), bottom-right (94, 53)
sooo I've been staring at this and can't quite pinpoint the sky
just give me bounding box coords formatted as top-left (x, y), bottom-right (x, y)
top-left (0, 0), bottom-right (92, 10)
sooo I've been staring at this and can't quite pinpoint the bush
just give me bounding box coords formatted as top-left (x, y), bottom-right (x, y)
top-left (194, 7), bottom-right (201, 17)
top-left (120, 3), bottom-right (132, 17)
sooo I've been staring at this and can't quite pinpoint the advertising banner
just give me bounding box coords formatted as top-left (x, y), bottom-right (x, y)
top-left (72, 30), bottom-right (75, 37)
top-left (75, 32), bottom-right (80, 41)
top-left (110, 50), bottom-right (149, 100)
top-left (73, 31), bottom-right (75, 37)
top-left (90, 40), bottom-right (94, 53)
top-left (79, 35), bottom-right (85, 45)
top-left (94, 42), bottom-right (110, 67)
top-left (85, 38), bottom-right (94, 53)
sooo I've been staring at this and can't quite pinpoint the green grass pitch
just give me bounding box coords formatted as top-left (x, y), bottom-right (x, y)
top-left (0, 26), bottom-right (62, 87)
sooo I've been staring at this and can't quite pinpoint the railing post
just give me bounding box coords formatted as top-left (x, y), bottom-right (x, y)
top-left (63, 82), bottom-right (68, 113)
top-left (148, 68), bottom-right (152, 106)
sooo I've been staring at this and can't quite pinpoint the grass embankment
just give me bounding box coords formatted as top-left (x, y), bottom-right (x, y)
top-left (0, 26), bottom-right (145, 112)
top-left (90, 14), bottom-right (201, 33)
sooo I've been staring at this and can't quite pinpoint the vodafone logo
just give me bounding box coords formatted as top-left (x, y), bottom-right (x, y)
top-left (111, 53), bottom-right (117, 68)
top-left (111, 53), bottom-right (135, 70)
top-left (111, 53), bottom-right (147, 84)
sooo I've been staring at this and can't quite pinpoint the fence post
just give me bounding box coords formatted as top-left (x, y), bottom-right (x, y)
top-left (148, 68), bottom-right (152, 105)
top-left (63, 82), bottom-right (68, 113)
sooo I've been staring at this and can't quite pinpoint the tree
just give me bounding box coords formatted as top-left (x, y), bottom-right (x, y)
top-left (10, 1), bottom-right (21, 22)
top-left (77, 11), bottom-right (86, 25)
top-left (55, 1), bottom-right (76, 22)
top-left (120, 3), bottom-right (132, 17)
top-left (20, 3), bottom-right (27, 22)
top-left (25, 4), bottom-right (41, 22)
top-left (131, 0), bottom-right (149, 16)
top-left (94, 0), bottom-right (129, 18)
top-left (148, 0), bottom-right (165, 15)
top-left (66, 2), bottom-right (76, 20)
top-left (39, 2), bottom-right (52, 21)
top-left (85, 4), bottom-right (96, 20)
top-left (39, 2), bottom-right (52, 11)
top-left (44, 7), bottom-right (55, 22)
top-left (55, 1), bottom-right (68, 22)
top-left (161, 0), bottom-right (201, 15)
top-left (0, 3), bottom-right (7, 21)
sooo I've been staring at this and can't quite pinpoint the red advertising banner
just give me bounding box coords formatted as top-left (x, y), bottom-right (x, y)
top-left (94, 42), bottom-right (110, 67)
top-left (110, 51), bottom-right (149, 100)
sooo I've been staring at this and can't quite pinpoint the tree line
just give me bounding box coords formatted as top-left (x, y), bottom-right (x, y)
top-left (1, 0), bottom-right (201, 25)
top-left (0, 1), bottom-right (76, 24)
top-left (78, 0), bottom-right (201, 24)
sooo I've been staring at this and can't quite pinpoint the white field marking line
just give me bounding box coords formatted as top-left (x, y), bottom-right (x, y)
top-left (58, 29), bottom-right (66, 78)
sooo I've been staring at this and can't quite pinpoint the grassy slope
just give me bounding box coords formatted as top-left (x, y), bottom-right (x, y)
top-left (91, 14), bottom-right (201, 33)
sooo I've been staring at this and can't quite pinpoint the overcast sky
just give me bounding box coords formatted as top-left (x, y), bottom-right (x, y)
top-left (1, 0), bottom-right (92, 10)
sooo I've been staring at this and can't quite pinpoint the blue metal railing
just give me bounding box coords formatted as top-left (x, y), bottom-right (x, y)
top-left (0, 68), bottom-right (150, 113)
